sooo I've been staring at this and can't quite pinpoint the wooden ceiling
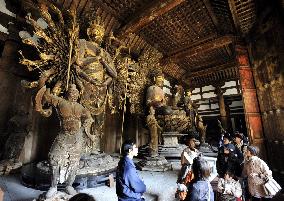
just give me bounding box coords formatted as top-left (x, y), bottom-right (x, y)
top-left (19, 0), bottom-right (259, 88)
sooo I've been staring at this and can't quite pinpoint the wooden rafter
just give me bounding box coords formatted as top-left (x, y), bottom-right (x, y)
top-left (228, 0), bottom-right (241, 33)
top-left (202, 0), bottom-right (220, 32)
top-left (115, 0), bottom-right (186, 38)
top-left (161, 35), bottom-right (236, 64)
top-left (183, 65), bottom-right (239, 88)
top-left (188, 61), bottom-right (237, 77)
top-left (227, 0), bottom-right (256, 34)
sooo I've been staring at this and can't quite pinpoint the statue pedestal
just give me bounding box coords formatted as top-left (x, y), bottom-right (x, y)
top-left (137, 156), bottom-right (172, 172)
top-left (162, 132), bottom-right (184, 146)
top-left (21, 153), bottom-right (119, 190)
top-left (138, 132), bottom-right (188, 161)
top-left (0, 159), bottom-right (22, 175)
top-left (159, 132), bottom-right (187, 160)
top-left (199, 143), bottom-right (218, 157)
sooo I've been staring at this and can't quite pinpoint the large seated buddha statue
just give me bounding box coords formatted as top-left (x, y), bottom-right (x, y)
top-left (146, 73), bottom-right (190, 134)
top-left (146, 72), bottom-right (173, 115)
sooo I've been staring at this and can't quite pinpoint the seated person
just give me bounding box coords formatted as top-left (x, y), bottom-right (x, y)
top-left (217, 170), bottom-right (242, 201)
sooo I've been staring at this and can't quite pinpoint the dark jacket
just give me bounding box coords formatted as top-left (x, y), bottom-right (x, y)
top-left (116, 156), bottom-right (146, 201)
top-left (217, 147), bottom-right (239, 178)
top-left (186, 180), bottom-right (214, 201)
top-left (233, 143), bottom-right (246, 177)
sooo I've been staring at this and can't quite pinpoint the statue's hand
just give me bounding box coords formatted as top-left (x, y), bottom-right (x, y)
top-left (41, 108), bottom-right (52, 117)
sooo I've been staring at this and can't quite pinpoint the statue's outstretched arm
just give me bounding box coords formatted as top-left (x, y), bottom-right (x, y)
top-left (35, 86), bottom-right (62, 117)
top-left (43, 87), bottom-right (62, 107)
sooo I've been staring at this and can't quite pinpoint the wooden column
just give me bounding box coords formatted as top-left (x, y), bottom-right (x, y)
top-left (236, 45), bottom-right (266, 158)
top-left (0, 26), bottom-right (20, 130)
top-left (215, 85), bottom-right (228, 130)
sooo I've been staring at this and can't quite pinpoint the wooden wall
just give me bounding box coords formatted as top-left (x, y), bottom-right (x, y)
top-left (249, 4), bottom-right (284, 185)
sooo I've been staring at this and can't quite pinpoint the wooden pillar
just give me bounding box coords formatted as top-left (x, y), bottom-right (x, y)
top-left (215, 85), bottom-right (228, 130)
top-left (236, 45), bottom-right (267, 158)
top-left (0, 24), bottom-right (20, 131)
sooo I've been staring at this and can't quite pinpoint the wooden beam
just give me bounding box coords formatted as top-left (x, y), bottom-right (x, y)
top-left (116, 0), bottom-right (185, 38)
top-left (188, 61), bottom-right (237, 77)
top-left (228, 0), bottom-right (241, 33)
top-left (202, 0), bottom-right (220, 32)
top-left (161, 35), bottom-right (236, 64)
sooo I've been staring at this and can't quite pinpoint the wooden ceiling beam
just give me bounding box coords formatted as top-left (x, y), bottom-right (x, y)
top-left (182, 61), bottom-right (238, 86)
top-left (115, 0), bottom-right (186, 38)
top-left (188, 61), bottom-right (237, 77)
top-left (202, 0), bottom-right (220, 32)
top-left (161, 35), bottom-right (236, 65)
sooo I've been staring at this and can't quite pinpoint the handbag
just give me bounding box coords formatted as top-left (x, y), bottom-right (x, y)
top-left (264, 178), bottom-right (282, 196)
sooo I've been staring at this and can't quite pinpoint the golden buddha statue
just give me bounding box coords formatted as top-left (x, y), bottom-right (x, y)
top-left (75, 19), bottom-right (117, 151)
top-left (146, 73), bottom-right (173, 115)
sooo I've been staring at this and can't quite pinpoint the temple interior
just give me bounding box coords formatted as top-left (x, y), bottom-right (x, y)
top-left (0, 0), bottom-right (283, 201)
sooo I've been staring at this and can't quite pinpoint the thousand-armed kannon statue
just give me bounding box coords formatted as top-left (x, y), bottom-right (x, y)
top-left (18, 2), bottom-right (121, 198)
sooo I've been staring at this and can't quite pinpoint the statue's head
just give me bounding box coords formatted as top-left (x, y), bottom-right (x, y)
top-left (154, 72), bottom-right (164, 87)
top-left (87, 19), bottom-right (105, 45)
top-left (67, 84), bottom-right (79, 102)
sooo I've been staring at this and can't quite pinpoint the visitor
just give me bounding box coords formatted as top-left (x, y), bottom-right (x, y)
top-left (217, 170), bottom-right (242, 201)
top-left (185, 156), bottom-right (214, 201)
top-left (233, 132), bottom-right (246, 177)
top-left (179, 134), bottom-right (200, 180)
top-left (176, 134), bottom-right (200, 200)
top-left (216, 133), bottom-right (238, 178)
top-left (116, 140), bottom-right (146, 201)
top-left (243, 146), bottom-right (273, 201)
top-left (69, 193), bottom-right (95, 201)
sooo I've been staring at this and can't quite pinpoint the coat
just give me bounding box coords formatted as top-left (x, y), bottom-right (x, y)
top-left (186, 180), bottom-right (214, 201)
top-left (243, 156), bottom-right (272, 198)
top-left (116, 156), bottom-right (146, 201)
top-left (217, 152), bottom-right (239, 178)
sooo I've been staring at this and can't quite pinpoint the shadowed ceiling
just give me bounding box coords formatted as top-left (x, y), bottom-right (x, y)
top-left (19, 0), bottom-right (259, 88)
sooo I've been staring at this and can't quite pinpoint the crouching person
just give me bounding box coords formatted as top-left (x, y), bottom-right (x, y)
top-left (116, 140), bottom-right (146, 201)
